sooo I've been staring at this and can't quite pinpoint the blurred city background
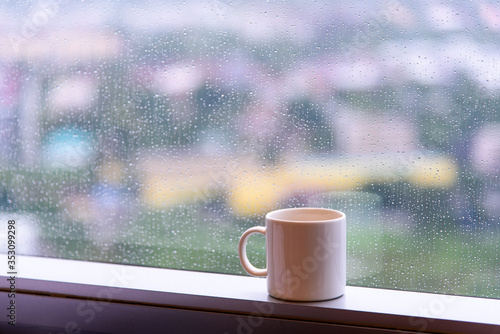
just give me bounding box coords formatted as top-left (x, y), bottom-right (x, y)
top-left (0, 0), bottom-right (499, 298)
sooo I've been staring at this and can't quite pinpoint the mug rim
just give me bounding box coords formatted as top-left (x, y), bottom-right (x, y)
top-left (265, 207), bottom-right (345, 223)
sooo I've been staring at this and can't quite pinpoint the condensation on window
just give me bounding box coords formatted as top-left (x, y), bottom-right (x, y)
top-left (0, 0), bottom-right (498, 299)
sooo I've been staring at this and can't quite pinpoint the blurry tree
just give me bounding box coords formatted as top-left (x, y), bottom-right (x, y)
top-left (287, 98), bottom-right (334, 151)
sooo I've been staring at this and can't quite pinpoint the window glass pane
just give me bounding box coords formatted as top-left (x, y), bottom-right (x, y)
top-left (0, 0), bottom-right (498, 299)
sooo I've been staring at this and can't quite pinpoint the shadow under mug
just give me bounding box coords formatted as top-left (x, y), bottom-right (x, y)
top-left (238, 207), bottom-right (346, 302)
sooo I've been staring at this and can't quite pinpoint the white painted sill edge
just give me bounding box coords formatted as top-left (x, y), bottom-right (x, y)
top-left (1, 254), bottom-right (499, 333)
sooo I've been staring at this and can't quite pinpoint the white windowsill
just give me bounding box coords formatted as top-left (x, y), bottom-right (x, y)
top-left (1, 254), bottom-right (499, 333)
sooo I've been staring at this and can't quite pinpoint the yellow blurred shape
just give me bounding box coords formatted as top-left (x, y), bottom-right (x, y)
top-left (139, 154), bottom-right (216, 208)
top-left (408, 156), bottom-right (458, 188)
top-left (228, 169), bottom-right (286, 216)
top-left (142, 174), bottom-right (209, 208)
top-left (228, 162), bottom-right (370, 216)
top-left (139, 152), bottom-right (459, 215)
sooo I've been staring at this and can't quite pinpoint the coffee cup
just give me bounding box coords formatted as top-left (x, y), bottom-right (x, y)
top-left (238, 207), bottom-right (346, 301)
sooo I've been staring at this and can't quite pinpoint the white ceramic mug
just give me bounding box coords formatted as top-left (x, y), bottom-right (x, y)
top-left (238, 207), bottom-right (346, 302)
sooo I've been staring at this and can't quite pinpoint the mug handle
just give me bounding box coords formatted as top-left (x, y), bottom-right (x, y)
top-left (238, 226), bottom-right (267, 277)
